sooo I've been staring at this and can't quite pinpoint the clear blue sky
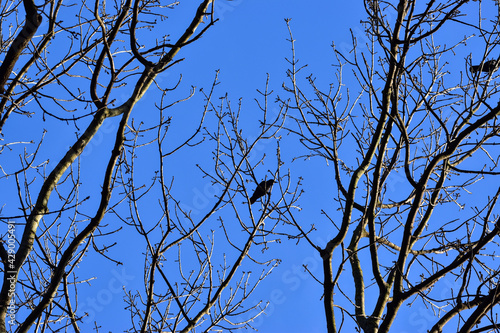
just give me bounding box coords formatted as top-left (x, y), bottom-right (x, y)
top-left (77, 2), bottom-right (364, 331)
top-left (2, 1), bottom-right (495, 332)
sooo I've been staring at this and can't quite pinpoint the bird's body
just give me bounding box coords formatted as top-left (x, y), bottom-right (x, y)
top-left (250, 179), bottom-right (274, 204)
top-left (470, 59), bottom-right (499, 73)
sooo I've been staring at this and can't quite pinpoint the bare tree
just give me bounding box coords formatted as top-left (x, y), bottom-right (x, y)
top-left (10, 0), bottom-right (500, 332)
top-left (279, 0), bottom-right (500, 332)
top-left (0, 1), bottom-right (294, 332)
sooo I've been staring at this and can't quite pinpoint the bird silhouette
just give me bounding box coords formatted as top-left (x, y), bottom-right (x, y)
top-left (470, 59), bottom-right (499, 73)
top-left (250, 179), bottom-right (274, 204)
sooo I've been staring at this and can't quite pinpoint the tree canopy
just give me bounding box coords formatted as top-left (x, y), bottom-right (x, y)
top-left (2, 1), bottom-right (500, 332)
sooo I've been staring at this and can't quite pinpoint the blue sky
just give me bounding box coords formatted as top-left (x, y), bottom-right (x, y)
top-left (84, 2), bottom-right (360, 331)
top-left (156, 3), bottom-right (360, 330)
top-left (3, 0), bottom-right (499, 332)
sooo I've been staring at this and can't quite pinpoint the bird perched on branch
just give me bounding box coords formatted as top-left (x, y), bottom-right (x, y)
top-left (470, 59), bottom-right (499, 73)
top-left (250, 179), bottom-right (274, 204)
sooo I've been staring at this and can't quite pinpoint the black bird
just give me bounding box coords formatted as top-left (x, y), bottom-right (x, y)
top-left (250, 179), bottom-right (274, 204)
top-left (470, 59), bottom-right (499, 73)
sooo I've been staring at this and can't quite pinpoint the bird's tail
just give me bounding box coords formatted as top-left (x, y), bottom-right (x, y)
top-left (250, 196), bottom-right (257, 204)
top-left (470, 65), bottom-right (479, 73)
